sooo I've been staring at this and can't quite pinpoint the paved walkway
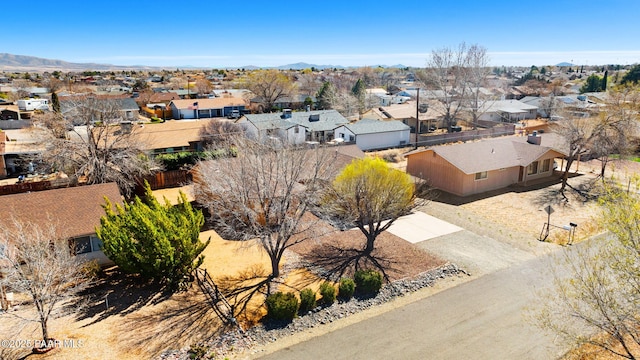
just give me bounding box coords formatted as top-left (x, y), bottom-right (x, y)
top-left (386, 212), bottom-right (463, 244)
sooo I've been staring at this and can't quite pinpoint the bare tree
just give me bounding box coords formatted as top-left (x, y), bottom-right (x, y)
top-left (592, 84), bottom-right (640, 178)
top-left (34, 96), bottom-right (155, 197)
top-left (465, 44), bottom-right (491, 129)
top-left (420, 43), bottom-right (473, 132)
top-left (9, 79), bottom-right (32, 101)
top-left (199, 119), bottom-right (245, 149)
top-left (553, 85), bottom-right (639, 192)
top-left (551, 114), bottom-right (599, 194)
top-left (195, 78), bottom-right (213, 96)
top-left (0, 219), bottom-right (91, 348)
top-left (296, 72), bottom-right (321, 99)
top-left (192, 136), bottom-right (337, 281)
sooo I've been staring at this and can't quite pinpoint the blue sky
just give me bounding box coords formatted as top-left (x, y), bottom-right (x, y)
top-left (4, 0), bottom-right (640, 68)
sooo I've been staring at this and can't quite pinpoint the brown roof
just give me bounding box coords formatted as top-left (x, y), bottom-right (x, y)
top-left (134, 119), bottom-right (214, 150)
top-left (170, 97), bottom-right (247, 110)
top-left (0, 183), bottom-right (122, 239)
top-left (406, 133), bottom-right (568, 174)
top-left (380, 100), bottom-right (444, 120)
top-left (149, 92), bottom-right (180, 103)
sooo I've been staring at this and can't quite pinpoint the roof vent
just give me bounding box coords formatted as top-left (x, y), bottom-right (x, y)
top-left (282, 109), bottom-right (292, 119)
top-left (527, 131), bottom-right (541, 145)
top-left (309, 114), bottom-right (320, 122)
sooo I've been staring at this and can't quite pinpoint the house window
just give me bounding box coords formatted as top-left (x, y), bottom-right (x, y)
top-left (349, 135), bottom-right (355, 142)
top-left (294, 125), bottom-right (299, 134)
top-left (527, 161), bottom-right (539, 175)
top-left (542, 159), bottom-right (550, 172)
top-left (475, 171), bottom-right (488, 180)
top-left (74, 235), bottom-right (103, 255)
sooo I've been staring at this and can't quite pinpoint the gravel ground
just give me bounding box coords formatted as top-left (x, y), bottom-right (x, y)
top-left (155, 264), bottom-right (464, 360)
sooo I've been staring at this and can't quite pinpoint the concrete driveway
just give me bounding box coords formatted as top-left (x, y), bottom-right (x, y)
top-left (386, 212), bottom-right (463, 243)
top-left (386, 212), bottom-right (536, 276)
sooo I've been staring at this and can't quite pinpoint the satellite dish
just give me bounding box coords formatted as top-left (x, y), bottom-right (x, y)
top-left (418, 103), bottom-right (429, 113)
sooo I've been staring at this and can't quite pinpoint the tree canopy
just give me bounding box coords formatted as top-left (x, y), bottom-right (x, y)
top-left (97, 182), bottom-right (210, 288)
top-left (193, 136), bottom-right (337, 280)
top-left (242, 69), bottom-right (296, 112)
top-left (322, 157), bottom-right (418, 255)
top-left (621, 64), bottom-right (640, 85)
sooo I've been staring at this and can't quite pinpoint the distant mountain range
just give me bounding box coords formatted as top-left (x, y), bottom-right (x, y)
top-left (0, 53), bottom-right (408, 72)
top-left (0, 53), bottom-right (162, 72)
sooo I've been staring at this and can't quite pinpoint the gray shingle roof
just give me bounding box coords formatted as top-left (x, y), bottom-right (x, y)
top-left (244, 110), bottom-right (348, 132)
top-left (342, 118), bottom-right (409, 135)
top-left (412, 133), bottom-right (568, 174)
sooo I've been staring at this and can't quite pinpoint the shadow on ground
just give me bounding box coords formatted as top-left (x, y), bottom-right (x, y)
top-left (69, 268), bottom-right (173, 327)
top-left (431, 172), bottom-right (584, 206)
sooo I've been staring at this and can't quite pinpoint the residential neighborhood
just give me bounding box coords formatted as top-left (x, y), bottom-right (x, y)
top-left (0, 47), bottom-right (639, 360)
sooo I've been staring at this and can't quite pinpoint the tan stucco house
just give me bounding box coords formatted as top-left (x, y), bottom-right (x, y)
top-left (405, 133), bottom-right (567, 197)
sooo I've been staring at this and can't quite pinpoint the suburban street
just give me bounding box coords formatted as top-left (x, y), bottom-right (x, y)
top-left (255, 242), bottom-right (584, 360)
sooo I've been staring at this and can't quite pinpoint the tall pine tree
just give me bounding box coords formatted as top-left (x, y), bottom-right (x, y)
top-left (97, 182), bottom-right (210, 288)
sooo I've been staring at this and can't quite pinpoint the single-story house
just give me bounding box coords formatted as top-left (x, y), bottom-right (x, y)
top-left (478, 100), bottom-right (538, 123)
top-left (405, 132), bottom-right (567, 197)
top-left (363, 100), bottom-right (446, 133)
top-left (333, 118), bottom-right (410, 150)
top-left (60, 96), bottom-right (140, 125)
top-left (170, 97), bottom-right (247, 120)
top-left (134, 119), bottom-right (215, 155)
top-left (238, 109), bottom-right (349, 144)
top-left (0, 182), bottom-right (123, 266)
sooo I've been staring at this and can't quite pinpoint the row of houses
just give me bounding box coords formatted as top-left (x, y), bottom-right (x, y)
top-left (0, 130), bottom-right (571, 274)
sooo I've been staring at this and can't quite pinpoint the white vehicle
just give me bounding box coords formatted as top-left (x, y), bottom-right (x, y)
top-left (17, 98), bottom-right (49, 111)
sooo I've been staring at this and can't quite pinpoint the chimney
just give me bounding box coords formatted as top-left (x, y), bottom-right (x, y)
top-left (527, 130), bottom-right (541, 145)
top-left (120, 121), bottom-right (133, 134)
top-left (306, 105), bottom-right (311, 112)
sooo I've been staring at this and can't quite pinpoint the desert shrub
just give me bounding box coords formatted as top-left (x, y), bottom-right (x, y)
top-left (81, 259), bottom-right (102, 278)
top-left (338, 277), bottom-right (355, 300)
top-left (319, 282), bottom-right (336, 305)
top-left (299, 288), bottom-right (317, 313)
top-left (381, 151), bottom-right (400, 163)
top-left (265, 291), bottom-right (299, 321)
top-left (188, 344), bottom-right (208, 359)
top-left (354, 269), bottom-right (383, 295)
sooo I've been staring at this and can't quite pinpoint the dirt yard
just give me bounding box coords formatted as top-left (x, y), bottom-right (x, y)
top-left (2, 155), bottom-right (636, 360)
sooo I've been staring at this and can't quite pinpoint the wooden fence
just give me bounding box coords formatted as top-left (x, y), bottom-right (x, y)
top-left (136, 169), bottom-right (192, 192)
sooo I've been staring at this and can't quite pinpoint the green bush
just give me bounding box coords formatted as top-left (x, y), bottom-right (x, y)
top-left (338, 277), bottom-right (355, 300)
top-left (319, 282), bottom-right (336, 305)
top-left (299, 288), bottom-right (317, 313)
top-left (265, 292), bottom-right (299, 321)
top-left (354, 269), bottom-right (383, 295)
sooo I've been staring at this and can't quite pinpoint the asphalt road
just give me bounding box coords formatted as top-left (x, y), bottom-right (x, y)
top-left (256, 246), bottom-right (575, 360)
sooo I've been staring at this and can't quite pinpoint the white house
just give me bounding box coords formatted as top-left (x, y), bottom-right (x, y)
top-left (333, 118), bottom-right (410, 151)
top-left (478, 100), bottom-right (538, 123)
top-left (238, 109), bottom-right (349, 144)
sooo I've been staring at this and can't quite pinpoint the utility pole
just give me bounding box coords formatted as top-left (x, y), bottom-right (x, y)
top-left (414, 88), bottom-right (420, 149)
